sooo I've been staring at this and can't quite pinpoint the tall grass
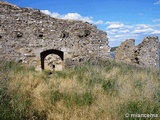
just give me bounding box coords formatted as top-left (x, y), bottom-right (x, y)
top-left (0, 60), bottom-right (160, 120)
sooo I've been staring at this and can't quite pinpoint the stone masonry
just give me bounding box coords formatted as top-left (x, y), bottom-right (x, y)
top-left (115, 36), bottom-right (159, 70)
top-left (0, 2), bottom-right (111, 71)
top-left (115, 39), bottom-right (135, 62)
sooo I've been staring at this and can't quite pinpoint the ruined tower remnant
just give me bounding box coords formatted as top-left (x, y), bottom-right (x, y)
top-left (132, 36), bottom-right (159, 69)
top-left (115, 36), bottom-right (159, 70)
top-left (115, 39), bottom-right (135, 62)
top-left (0, 2), bottom-right (111, 71)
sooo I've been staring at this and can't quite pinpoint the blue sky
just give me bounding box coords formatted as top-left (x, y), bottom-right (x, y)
top-left (7, 0), bottom-right (160, 47)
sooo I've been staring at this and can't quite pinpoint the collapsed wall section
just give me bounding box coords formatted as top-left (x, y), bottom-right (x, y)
top-left (115, 39), bottom-right (135, 62)
top-left (115, 36), bottom-right (159, 70)
top-left (132, 36), bottom-right (159, 69)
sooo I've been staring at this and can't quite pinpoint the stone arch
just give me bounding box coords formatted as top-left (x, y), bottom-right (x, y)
top-left (40, 49), bottom-right (64, 70)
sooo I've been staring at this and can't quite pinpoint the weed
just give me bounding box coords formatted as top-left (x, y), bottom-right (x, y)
top-left (102, 78), bottom-right (118, 96)
top-left (119, 99), bottom-right (160, 120)
top-left (0, 60), bottom-right (159, 120)
top-left (32, 110), bottom-right (47, 120)
top-left (73, 92), bottom-right (94, 106)
top-left (154, 89), bottom-right (160, 104)
top-left (41, 70), bottom-right (51, 83)
top-left (73, 65), bottom-right (89, 82)
top-left (0, 88), bottom-right (30, 119)
top-left (87, 72), bottom-right (105, 87)
top-left (133, 80), bottom-right (143, 90)
top-left (54, 71), bottom-right (68, 79)
top-left (28, 66), bottom-right (35, 72)
top-left (50, 90), bottom-right (63, 105)
top-left (102, 60), bottom-right (116, 72)
top-left (64, 91), bottom-right (94, 107)
top-left (43, 70), bottom-right (53, 76)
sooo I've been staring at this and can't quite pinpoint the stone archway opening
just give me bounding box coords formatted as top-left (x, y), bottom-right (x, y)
top-left (40, 49), bottom-right (64, 71)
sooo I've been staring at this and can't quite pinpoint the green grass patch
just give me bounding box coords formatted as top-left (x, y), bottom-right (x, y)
top-left (119, 99), bottom-right (160, 120)
top-left (0, 60), bottom-right (159, 120)
top-left (72, 92), bottom-right (94, 106)
top-left (50, 90), bottom-right (94, 107)
top-left (133, 80), bottom-right (143, 90)
top-left (102, 78), bottom-right (118, 96)
top-left (50, 90), bottom-right (63, 105)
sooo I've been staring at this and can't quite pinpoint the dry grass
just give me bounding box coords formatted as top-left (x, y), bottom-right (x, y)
top-left (0, 60), bottom-right (160, 120)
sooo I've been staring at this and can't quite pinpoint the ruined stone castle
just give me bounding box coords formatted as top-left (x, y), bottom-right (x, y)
top-left (0, 2), bottom-right (159, 71)
top-left (0, 2), bottom-right (110, 71)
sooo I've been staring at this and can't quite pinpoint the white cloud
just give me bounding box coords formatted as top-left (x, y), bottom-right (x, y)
top-left (106, 22), bottom-right (133, 29)
top-left (107, 29), bottom-right (119, 34)
top-left (106, 22), bottom-right (160, 45)
top-left (106, 21), bottom-right (120, 24)
top-left (106, 22), bottom-right (124, 29)
top-left (119, 30), bottom-right (130, 33)
top-left (41, 10), bottom-right (51, 15)
top-left (106, 22), bottom-right (135, 40)
top-left (62, 13), bottom-right (92, 22)
top-left (132, 28), bottom-right (154, 34)
top-left (152, 19), bottom-right (160, 22)
top-left (136, 24), bottom-right (150, 29)
top-left (151, 30), bottom-right (160, 34)
top-left (41, 10), bottom-right (103, 25)
top-left (41, 10), bottom-right (60, 18)
top-left (154, 0), bottom-right (160, 4)
top-left (107, 23), bottom-right (124, 29)
top-left (94, 20), bottom-right (104, 24)
top-left (50, 12), bottom-right (61, 18)
top-left (132, 25), bottom-right (154, 34)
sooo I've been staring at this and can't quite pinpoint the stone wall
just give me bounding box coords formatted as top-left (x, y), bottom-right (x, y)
top-left (115, 39), bottom-right (135, 62)
top-left (0, 2), bottom-right (111, 71)
top-left (115, 36), bottom-right (159, 70)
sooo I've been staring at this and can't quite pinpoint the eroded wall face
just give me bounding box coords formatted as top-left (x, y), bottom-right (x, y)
top-left (115, 36), bottom-right (159, 70)
top-left (132, 36), bottom-right (159, 69)
top-left (115, 39), bottom-right (135, 62)
top-left (0, 3), bottom-right (111, 70)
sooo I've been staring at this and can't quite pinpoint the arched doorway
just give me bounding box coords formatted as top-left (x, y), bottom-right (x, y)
top-left (40, 49), bottom-right (64, 71)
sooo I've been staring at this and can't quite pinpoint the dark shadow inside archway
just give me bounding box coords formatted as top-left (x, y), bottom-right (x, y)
top-left (40, 49), bottom-right (64, 70)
